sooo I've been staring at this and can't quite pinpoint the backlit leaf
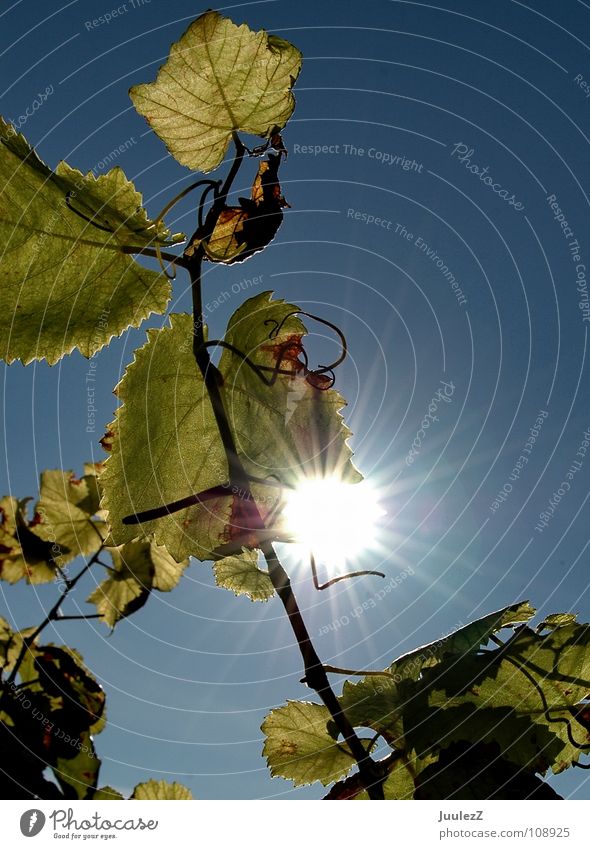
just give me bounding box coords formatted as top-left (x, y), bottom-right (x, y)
top-left (33, 469), bottom-right (107, 565)
top-left (219, 292), bottom-right (361, 488)
top-left (414, 741), bottom-right (563, 800)
top-left (92, 785), bottom-right (124, 800)
top-left (129, 11), bottom-right (302, 172)
top-left (405, 623), bottom-right (590, 776)
top-left (213, 549), bottom-right (274, 601)
top-left (0, 496), bottom-right (56, 584)
top-left (390, 601), bottom-right (535, 681)
top-left (131, 779), bottom-right (192, 800)
top-left (0, 117), bottom-right (181, 364)
top-left (20, 643), bottom-right (106, 736)
top-left (339, 675), bottom-right (403, 746)
top-left (53, 731), bottom-right (100, 799)
top-left (325, 754), bottom-right (415, 800)
top-left (0, 618), bottom-right (36, 672)
top-left (262, 701), bottom-right (356, 786)
top-left (87, 538), bottom-right (189, 628)
top-left (538, 613), bottom-right (578, 631)
top-left (101, 293), bottom-right (360, 562)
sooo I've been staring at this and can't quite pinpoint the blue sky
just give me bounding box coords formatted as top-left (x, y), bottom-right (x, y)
top-left (1, 0), bottom-right (590, 799)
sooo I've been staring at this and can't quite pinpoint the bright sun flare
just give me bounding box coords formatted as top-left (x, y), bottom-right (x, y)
top-left (283, 477), bottom-right (385, 568)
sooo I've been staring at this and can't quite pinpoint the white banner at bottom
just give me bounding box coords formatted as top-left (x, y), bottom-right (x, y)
top-left (1, 799), bottom-right (586, 847)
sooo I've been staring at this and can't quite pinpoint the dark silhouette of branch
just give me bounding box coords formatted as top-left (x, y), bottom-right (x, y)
top-left (182, 135), bottom-right (385, 799)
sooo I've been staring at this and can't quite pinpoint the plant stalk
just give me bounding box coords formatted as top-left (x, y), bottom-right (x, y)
top-left (6, 536), bottom-right (106, 686)
top-left (183, 139), bottom-right (384, 797)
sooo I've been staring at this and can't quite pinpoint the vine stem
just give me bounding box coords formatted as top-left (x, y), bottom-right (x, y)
top-left (5, 533), bottom-right (106, 686)
top-left (184, 138), bottom-right (384, 799)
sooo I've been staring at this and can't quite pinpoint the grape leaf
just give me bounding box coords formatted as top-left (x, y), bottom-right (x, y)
top-left (100, 314), bottom-right (232, 561)
top-left (129, 11), bottom-right (302, 172)
top-left (275, 608), bottom-right (590, 797)
top-left (0, 685), bottom-right (66, 799)
top-left (9, 644), bottom-right (105, 798)
top-left (101, 293), bottom-right (360, 562)
top-left (538, 613), bottom-right (578, 631)
top-left (405, 623), bottom-right (590, 776)
top-left (213, 549), bottom-right (274, 601)
top-left (0, 496), bottom-right (56, 583)
top-left (219, 292), bottom-right (361, 487)
top-left (87, 538), bottom-right (189, 628)
top-left (0, 466), bottom-right (106, 583)
top-left (92, 785), bottom-right (124, 800)
top-left (53, 731), bottom-right (100, 799)
top-left (325, 754), bottom-right (415, 800)
top-left (33, 469), bottom-right (107, 565)
top-left (262, 701), bottom-right (357, 786)
top-left (0, 116), bottom-right (181, 364)
top-left (20, 643), bottom-right (106, 736)
top-left (390, 601), bottom-right (535, 682)
top-left (0, 618), bottom-right (36, 672)
top-left (414, 741), bottom-right (563, 800)
top-left (339, 675), bottom-right (404, 746)
top-left (130, 779), bottom-right (192, 800)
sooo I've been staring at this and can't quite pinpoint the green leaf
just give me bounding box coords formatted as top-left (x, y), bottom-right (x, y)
top-left (101, 293), bottom-right (360, 562)
top-left (269, 608), bottom-right (590, 796)
top-left (100, 314), bottom-right (228, 561)
top-left (5, 642), bottom-right (105, 798)
top-left (0, 618), bottom-right (36, 672)
top-left (0, 116), bottom-right (181, 364)
top-left (218, 292), bottom-right (361, 488)
top-left (325, 755), bottom-right (415, 800)
top-left (130, 779), bottom-right (192, 800)
top-left (390, 601), bottom-right (535, 681)
top-left (20, 644), bottom-right (106, 736)
top-left (262, 701), bottom-right (357, 786)
top-left (339, 675), bottom-right (404, 746)
top-left (0, 496), bottom-right (57, 584)
top-left (414, 741), bottom-right (563, 800)
top-left (53, 731), bottom-right (100, 799)
top-left (405, 623), bottom-right (590, 776)
top-left (0, 689), bottom-right (66, 799)
top-left (538, 613), bottom-right (578, 631)
top-left (93, 785), bottom-right (124, 800)
top-left (129, 11), bottom-right (302, 172)
top-left (87, 538), bottom-right (189, 628)
top-left (33, 469), bottom-right (106, 565)
top-left (213, 549), bottom-right (274, 601)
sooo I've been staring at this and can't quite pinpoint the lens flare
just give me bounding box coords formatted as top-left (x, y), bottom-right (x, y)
top-left (283, 477), bottom-right (385, 567)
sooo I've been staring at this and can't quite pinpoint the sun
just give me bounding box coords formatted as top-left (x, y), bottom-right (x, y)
top-left (282, 476), bottom-right (385, 568)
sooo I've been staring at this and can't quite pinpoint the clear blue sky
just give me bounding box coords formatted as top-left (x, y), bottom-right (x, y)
top-left (1, 0), bottom-right (590, 799)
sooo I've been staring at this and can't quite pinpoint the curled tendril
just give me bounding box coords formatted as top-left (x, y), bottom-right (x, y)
top-left (310, 552), bottom-right (385, 591)
top-left (205, 313), bottom-right (342, 391)
top-left (66, 178), bottom-right (223, 280)
top-left (264, 310), bottom-right (347, 387)
top-left (488, 633), bottom-right (590, 762)
top-left (198, 181), bottom-right (222, 232)
top-left (152, 178), bottom-right (221, 278)
top-left (204, 338), bottom-right (309, 386)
